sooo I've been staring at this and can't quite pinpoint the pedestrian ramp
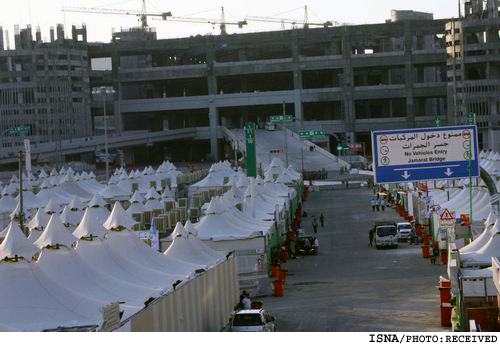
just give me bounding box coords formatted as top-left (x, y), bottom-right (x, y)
top-left (224, 127), bottom-right (348, 173)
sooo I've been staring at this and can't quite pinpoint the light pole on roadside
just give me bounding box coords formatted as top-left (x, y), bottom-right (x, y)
top-left (92, 86), bottom-right (115, 181)
top-left (18, 150), bottom-right (25, 234)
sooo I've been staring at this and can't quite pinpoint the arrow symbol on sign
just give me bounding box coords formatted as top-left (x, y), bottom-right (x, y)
top-left (401, 171), bottom-right (411, 180)
top-left (444, 168), bottom-right (454, 177)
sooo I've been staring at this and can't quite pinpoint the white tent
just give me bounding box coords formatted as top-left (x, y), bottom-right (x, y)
top-left (73, 208), bottom-right (108, 240)
top-left (60, 205), bottom-right (83, 227)
top-left (163, 222), bottom-right (211, 269)
top-left (103, 201), bottom-right (138, 231)
top-left (0, 222), bottom-right (38, 260)
top-left (195, 198), bottom-right (265, 241)
top-left (26, 208), bottom-right (49, 231)
top-left (34, 214), bottom-right (77, 249)
top-left (461, 219), bottom-right (500, 267)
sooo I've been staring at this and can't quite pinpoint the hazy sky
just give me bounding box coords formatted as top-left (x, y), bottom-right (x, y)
top-left (0, 0), bottom-right (460, 44)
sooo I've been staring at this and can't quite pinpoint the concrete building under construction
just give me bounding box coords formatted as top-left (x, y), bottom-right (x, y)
top-left (447, 0), bottom-right (500, 149)
top-left (1, 2), bottom-right (499, 162)
top-left (0, 24), bottom-right (91, 149)
top-left (87, 10), bottom-right (450, 160)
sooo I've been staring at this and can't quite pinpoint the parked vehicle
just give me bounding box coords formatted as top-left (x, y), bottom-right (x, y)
top-left (296, 235), bottom-right (318, 255)
top-left (397, 222), bottom-right (413, 242)
top-left (264, 121), bottom-right (276, 131)
top-left (231, 309), bottom-right (276, 332)
top-left (372, 221), bottom-right (398, 249)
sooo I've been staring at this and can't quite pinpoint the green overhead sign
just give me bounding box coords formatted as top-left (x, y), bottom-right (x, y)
top-left (299, 129), bottom-right (326, 139)
top-left (4, 126), bottom-right (29, 136)
top-left (245, 122), bottom-right (257, 177)
top-left (270, 115), bottom-right (294, 123)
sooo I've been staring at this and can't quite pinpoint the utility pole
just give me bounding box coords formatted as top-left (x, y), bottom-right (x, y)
top-left (234, 141), bottom-right (238, 169)
top-left (18, 150), bottom-right (25, 234)
top-left (92, 86), bottom-right (115, 181)
top-left (103, 94), bottom-right (109, 181)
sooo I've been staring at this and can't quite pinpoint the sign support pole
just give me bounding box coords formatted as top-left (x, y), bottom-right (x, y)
top-left (467, 114), bottom-right (474, 243)
top-left (282, 102), bottom-right (288, 167)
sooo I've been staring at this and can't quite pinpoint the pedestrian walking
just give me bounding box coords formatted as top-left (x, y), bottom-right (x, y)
top-left (319, 213), bottom-right (325, 227)
top-left (312, 217), bottom-right (318, 234)
top-left (375, 197), bottom-right (380, 211)
top-left (380, 198), bottom-right (386, 211)
top-left (313, 237), bottom-right (320, 255)
top-left (242, 291), bottom-right (252, 309)
top-left (369, 227), bottom-right (375, 246)
top-left (234, 295), bottom-right (245, 311)
top-left (371, 198), bottom-right (376, 212)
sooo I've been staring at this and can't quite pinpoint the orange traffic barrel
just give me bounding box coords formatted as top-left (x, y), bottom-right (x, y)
top-left (271, 264), bottom-right (280, 278)
top-left (278, 269), bottom-right (287, 282)
top-left (439, 286), bottom-right (451, 304)
top-left (422, 234), bottom-right (430, 246)
top-left (440, 250), bottom-right (448, 265)
top-left (440, 278), bottom-right (451, 288)
top-left (440, 303), bottom-right (452, 327)
top-left (273, 280), bottom-right (284, 297)
top-left (421, 245), bottom-right (430, 258)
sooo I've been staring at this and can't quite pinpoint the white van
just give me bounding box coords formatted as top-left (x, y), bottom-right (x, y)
top-left (373, 221), bottom-right (398, 249)
top-left (397, 222), bottom-right (413, 241)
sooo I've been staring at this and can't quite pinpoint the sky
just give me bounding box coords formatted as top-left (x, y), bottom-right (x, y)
top-left (0, 0), bottom-right (461, 45)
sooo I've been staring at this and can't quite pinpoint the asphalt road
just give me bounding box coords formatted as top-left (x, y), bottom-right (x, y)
top-left (260, 186), bottom-right (447, 332)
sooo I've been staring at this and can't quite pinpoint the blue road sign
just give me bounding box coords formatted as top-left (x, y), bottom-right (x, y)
top-left (371, 125), bottom-right (479, 184)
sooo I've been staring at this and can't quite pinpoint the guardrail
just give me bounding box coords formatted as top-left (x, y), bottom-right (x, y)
top-left (0, 127), bottom-right (214, 165)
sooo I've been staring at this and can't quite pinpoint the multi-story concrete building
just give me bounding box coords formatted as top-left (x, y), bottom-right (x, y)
top-left (446, 0), bottom-right (500, 150)
top-left (0, 24), bottom-right (91, 149)
top-left (88, 10), bottom-right (449, 160)
top-left (4, 6), bottom-right (498, 163)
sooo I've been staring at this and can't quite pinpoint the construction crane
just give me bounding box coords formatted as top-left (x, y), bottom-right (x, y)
top-left (61, 0), bottom-right (172, 30)
top-left (246, 5), bottom-right (340, 29)
top-left (153, 7), bottom-right (247, 35)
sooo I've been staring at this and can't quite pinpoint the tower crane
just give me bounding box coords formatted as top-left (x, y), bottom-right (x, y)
top-left (246, 5), bottom-right (340, 29)
top-left (153, 7), bottom-right (247, 35)
top-left (61, 0), bottom-right (172, 30)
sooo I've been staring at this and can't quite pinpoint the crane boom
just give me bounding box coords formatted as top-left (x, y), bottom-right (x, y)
top-left (154, 17), bottom-right (246, 26)
top-left (61, 4), bottom-right (172, 29)
top-left (61, 6), bottom-right (170, 17)
top-left (245, 16), bottom-right (336, 27)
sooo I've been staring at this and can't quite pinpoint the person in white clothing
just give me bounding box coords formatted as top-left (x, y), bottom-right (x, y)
top-left (313, 238), bottom-right (320, 255)
top-left (380, 198), bottom-right (386, 211)
top-left (242, 291), bottom-right (252, 309)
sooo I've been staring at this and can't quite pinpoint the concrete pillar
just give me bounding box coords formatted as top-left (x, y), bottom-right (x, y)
top-left (341, 27), bottom-right (355, 134)
top-left (0, 27), bottom-right (4, 51)
top-left (112, 52), bottom-right (123, 133)
top-left (404, 22), bottom-right (415, 128)
top-left (291, 34), bottom-right (303, 128)
top-left (207, 48), bottom-right (218, 161)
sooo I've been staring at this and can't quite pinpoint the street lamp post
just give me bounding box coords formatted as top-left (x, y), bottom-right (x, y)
top-left (92, 86), bottom-right (115, 181)
top-left (18, 150), bottom-right (25, 233)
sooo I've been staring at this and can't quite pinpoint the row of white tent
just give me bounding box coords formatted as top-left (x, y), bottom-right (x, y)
top-left (189, 158), bottom-right (300, 198)
top-left (0, 200), bottom-right (226, 331)
top-left (0, 161), bottom-right (184, 229)
top-left (406, 150), bottom-right (500, 299)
